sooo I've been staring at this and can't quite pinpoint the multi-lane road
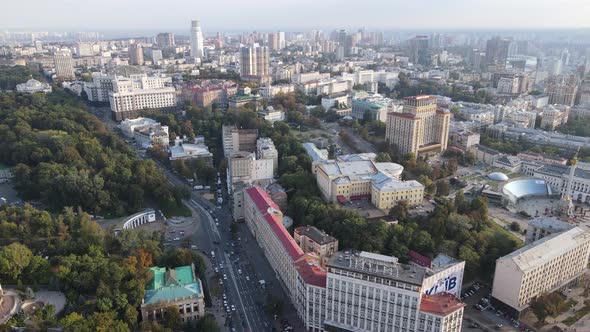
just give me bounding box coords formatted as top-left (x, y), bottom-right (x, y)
top-left (149, 161), bottom-right (278, 331)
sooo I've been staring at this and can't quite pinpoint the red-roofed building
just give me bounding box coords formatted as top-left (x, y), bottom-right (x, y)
top-left (419, 292), bottom-right (465, 332)
top-left (182, 81), bottom-right (237, 108)
top-left (244, 186), bottom-right (304, 298)
top-left (409, 250), bottom-right (432, 268)
top-left (294, 253), bottom-right (327, 331)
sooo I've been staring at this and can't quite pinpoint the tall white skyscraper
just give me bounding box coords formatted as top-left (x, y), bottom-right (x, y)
top-left (278, 31), bottom-right (286, 49)
top-left (190, 20), bottom-right (204, 58)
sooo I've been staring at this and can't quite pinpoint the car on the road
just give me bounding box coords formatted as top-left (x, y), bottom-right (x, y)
top-left (245, 276), bottom-right (250, 281)
top-left (223, 293), bottom-right (227, 300)
top-left (231, 305), bottom-right (235, 311)
top-left (215, 222), bottom-right (219, 226)
top-left (173, 237), bottom-right (180, 241)
top-left (168, 229), bottom-right (176, 233)
top-left (179, 230), bottom-right (185, 235)
top-left (495, 324), bottom-right (503, 329)
top-left (190, 245), bottom-right (198, 250)
top-left (223, 274), bottom-right (227, 280)
top-left (214, 267), bottom-right (219, 273)
top-left (209, 210), bottom-right (214, 214)
top-left (213, 240), bottom-right (220, 244)
top-left (238, 269), bottom-right (242, 275)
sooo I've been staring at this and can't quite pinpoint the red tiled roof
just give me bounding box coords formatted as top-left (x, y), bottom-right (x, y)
top-left (245, 186), bottom-right (303, 261)
top-left (408, 250), bottom-right (431, 268)
top-left (294, 254), bottom-right (327, 288)
top-left (420, 292), bottom-right (464, 316)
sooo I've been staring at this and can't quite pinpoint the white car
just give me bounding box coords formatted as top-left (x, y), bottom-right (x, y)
top-left (231, 305), bottom-right (235, 311)
top-left (223, 274), bottom-right (227, 280)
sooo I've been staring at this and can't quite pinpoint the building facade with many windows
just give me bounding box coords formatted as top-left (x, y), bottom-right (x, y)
top-left (243, 186), bottom-right (464, 332)
top-left (491, 227), bottom-right (590, 318)
top-left (385, 95), bottom-right (450, 156)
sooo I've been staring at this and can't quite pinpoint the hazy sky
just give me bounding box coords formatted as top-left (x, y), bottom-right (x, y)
top-left (1, 0), bottom-right (589, 33)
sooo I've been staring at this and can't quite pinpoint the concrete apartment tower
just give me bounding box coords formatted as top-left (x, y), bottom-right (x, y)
top-left (190, 20), bottom-right (204, 58)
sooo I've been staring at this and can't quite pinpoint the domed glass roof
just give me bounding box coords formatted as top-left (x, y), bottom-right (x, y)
top-left (488, 172), bottom-right (509, 181)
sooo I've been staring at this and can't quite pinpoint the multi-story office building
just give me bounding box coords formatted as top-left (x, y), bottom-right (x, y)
top-left (109, 75), bottom-right (176, 121)
top-left (240, 45), bottom-right (270, 79)
top-left (221, 125), bottom-right (258, 157)
top-left (256, 138), bottom-right (278, 176)
top-left (352, 94), bottom-right (394, 122)
top-left (323, 251), bottom-right (464, 332)
top-left (190, 20), bottom-right (204, 59)
top-left (244, 186), bottom-right (304, 295)
top-left (243, 186), bottom-right (464, 332)
top-left (315, 155), bottom-right (424, 209)
top-left (294, 226), bottom-right (339, 264)
top-left (84, 72), bottom-right (114, 103)
top-left (492, 227), bottom-right (590, 318)
top-left (385, 95), bottom-right (451, 156)
top-left (524, 216), bottom-right (573, 244)
top-left (156, 32), bottom-right (175, 47)
top-left (128, 43), bottom-right (144, 66)
top-left (140, 264), bottom-right (205, 323)
top-left (545, 74), bottom-right (579, 107)
top-left (53, 49), bottom-right (75, 79)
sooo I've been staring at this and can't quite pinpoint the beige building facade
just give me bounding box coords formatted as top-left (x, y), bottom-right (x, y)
top-left (385, 95), bottom-right (451, 156)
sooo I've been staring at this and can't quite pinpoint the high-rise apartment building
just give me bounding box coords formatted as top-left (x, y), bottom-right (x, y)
top-left (240, 45), bottom-right (270, 78)
top-left (190, 20), bottom-right (204, 59)
top-left (408, 35), bottom-right (430, 66)
top-left (128, 43), bottom-right (144, 65)
top-left (545, 74), bottom-right (579, 107)
top-left (156, 32), bottom-right (175, 47)
top-left (385, 95), bottom-right (451, 156)
top-left (485, 36), bottom-right (512, 65)
top-left (278, 31), bottom-right (286, 49)
top-left (268, 33), bottom-right (279, 52)
top-left (53, 49), bottom-right (75, 79)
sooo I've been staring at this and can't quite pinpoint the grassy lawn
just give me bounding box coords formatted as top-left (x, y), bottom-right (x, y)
top-left (161, 202), bottom-right (192, 218)
top-left (487, 221), bottom-right (524, 246)
top-left (563, 304), bottom-right (590, 326)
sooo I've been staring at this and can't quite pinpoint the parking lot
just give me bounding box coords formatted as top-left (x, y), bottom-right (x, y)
top-left (462, 283), bottom-right (532, 332)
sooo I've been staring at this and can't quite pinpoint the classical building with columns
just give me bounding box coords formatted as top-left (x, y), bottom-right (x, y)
top-left (113, 209), bottom-right (156, 234)
top-left (140, 264), bottom-right (205, 323)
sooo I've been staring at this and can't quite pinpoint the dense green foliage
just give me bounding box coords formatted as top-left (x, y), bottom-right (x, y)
top-left (0, 65), bottom-right (43, 90)
top-left (0, 91), bottom-right (186, 216)
top-left (556, 118), bottom-right (590, 137)
top-left (0, 204), bottom-right (210, 331)
top-left (381, 72), bottom-right (493, 104)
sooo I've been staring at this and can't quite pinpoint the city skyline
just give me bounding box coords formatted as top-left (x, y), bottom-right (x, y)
top-left (1, 0), bottom-right (589, 32)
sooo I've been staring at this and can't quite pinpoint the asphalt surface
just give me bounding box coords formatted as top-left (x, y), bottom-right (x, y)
top-left (137, 152), bottom-right (301, 331)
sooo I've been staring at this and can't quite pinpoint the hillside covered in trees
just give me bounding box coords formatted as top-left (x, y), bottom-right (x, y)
top-left (0, 90), bottom-right (187, 217)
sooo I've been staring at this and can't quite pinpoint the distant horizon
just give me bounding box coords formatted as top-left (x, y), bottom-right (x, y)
top-left (1, 0), bottom-right (589, 34)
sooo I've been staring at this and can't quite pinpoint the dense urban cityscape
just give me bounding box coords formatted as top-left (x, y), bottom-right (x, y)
top-left (0, 1), bottom-right (590, 332)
